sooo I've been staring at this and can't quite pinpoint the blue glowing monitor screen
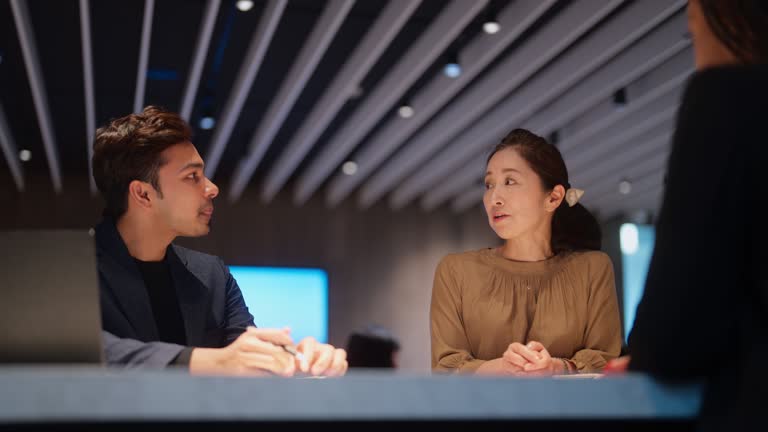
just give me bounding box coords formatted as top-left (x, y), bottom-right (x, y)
top-left (228, 266), bottom-right (328, 344)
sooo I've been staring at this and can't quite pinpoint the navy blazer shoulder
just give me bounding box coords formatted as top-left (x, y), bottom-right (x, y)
top-left (95, 218), bottom-right (254, 367)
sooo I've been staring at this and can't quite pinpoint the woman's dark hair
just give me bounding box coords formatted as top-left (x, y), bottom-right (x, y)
top-left (92, 106), bottom-right (192, 220)
top-left (699, 0), bottom-right (768, 64)
top-left (487, 128), bottom-right (601, 254)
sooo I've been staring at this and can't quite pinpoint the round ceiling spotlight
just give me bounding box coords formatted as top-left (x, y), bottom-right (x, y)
top-left (341, 161), bottom-right (358, 176)
top-left (236, 1), bottom-right (254, 12)
top-left (19, 149), bottom-right (31, 162)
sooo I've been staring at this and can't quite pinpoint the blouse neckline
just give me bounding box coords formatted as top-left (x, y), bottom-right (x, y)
top-left (479, 247), bottom-right (570, 276)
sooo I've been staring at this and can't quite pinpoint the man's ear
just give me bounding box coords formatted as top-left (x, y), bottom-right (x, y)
top-left (546, 185), bottom-right (566, 213)
top-left (127, 180), bottom-right (153, 210)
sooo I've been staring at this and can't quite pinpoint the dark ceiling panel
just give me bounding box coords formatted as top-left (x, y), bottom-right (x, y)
top-left (0, 0), bottom-right (690, 223)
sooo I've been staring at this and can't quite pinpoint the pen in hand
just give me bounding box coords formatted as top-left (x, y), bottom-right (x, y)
top-left (239, 326), bottom-right (308, 369)
top-left (281, 344), bottom-right (306, 363)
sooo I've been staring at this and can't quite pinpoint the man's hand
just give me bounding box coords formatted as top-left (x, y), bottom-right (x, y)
top-left (190, 327), bottom-right (296, 376)
top-left (295, 336), bottom-right (348, 377)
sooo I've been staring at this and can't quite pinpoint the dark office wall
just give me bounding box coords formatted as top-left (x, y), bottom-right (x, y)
top-left (1, 174), bottom-right (499, 370)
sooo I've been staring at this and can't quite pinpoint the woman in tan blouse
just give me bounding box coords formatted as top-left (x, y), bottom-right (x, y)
top-left (431, 129), bottom-right (622, 375)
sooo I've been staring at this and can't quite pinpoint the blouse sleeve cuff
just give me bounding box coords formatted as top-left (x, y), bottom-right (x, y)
top-left (457, 358), bottom-right (486, 374)
top-left (571, 351), bottom-right (612, 373)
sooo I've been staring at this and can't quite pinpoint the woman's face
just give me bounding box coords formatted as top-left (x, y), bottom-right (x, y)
top-left (483, 147), bottom-right (558, 241)
top-left (687, 0), bottom-right (738, 69)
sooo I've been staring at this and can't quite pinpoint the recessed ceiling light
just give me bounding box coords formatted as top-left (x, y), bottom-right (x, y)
top-left (483, 20), bottom-right (500, 34)
top-left (236, 0), bottom-right (254, 12)
top-left (444, 62), bottom-right (461, 78)
top-left (19, 149), bottom-right (31, 162)
top-left (619, 179), bottom-right (632, 195)
top-left (199, 116), bottom-right (216, 130)
top-left (398, 104), bottom-right (414, 119)
top-left (342, 161), bottom-right (358, 176)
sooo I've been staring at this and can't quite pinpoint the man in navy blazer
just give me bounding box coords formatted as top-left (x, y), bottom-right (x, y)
top-left (92, 106), bottom-right (347, 376)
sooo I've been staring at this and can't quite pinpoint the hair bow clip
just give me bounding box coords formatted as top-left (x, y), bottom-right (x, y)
top-left (565, 188), bottom-right (585, 207)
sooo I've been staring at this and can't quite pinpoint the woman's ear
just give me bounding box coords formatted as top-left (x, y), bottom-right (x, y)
top-left (127, 180), bottom-right (153, 210)
top-left (545, 185), bottom-right (566, 212)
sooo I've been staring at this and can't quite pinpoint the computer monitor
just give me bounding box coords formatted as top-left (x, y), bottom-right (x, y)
top-left (0, 230), bottom-right (103, 364)
top-left (229, 266), bottom-right (328, 344)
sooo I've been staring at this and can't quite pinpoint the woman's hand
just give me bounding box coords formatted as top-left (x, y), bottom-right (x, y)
top-left (475, 357), bottom-right (523, 375)
top-left (603, 355), bottom-right (630, 374)
top-left (503, 341), bottom-right (567, 375)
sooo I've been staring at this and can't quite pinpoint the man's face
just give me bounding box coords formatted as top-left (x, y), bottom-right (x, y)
top-left (152, 141), bottom-right (219, 237)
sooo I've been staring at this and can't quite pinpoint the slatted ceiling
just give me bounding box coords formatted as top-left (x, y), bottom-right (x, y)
top-left (89, 0), bottom-right (145, 124)
top-left (581, 149), bottom-right (672, 204)
top-left (426, 8), bottom-right (690, 213)
top-left (204, 0), bottom-right (287, 179)
top-left (559, 83), bottom-right (681, 157)
top-left (563, 101), bottom-right (680, 170)
top-left (572, 130), bottom-right (673, 189)
top-left (420, 153), bottom-right (487, 212)
top-left (179, 0), bottom-right (222, 121)
top-left (24, 0), bottom-right (86, 174)
top-left (568, 105), bottom-right (679, 175)
top-left (559, 77), bottom-right (686, 161)
top-left (256, 1), bottom-right (423, 204)
top-left (447, 122), bottom-right (676, 217)
top-left (209, 0), bottom-right (335, 178)
top-left (596, 178), bottom-right (666, 220)
top-left (324, 0), bottom-right (557, 208)
top-left (446, 64), bottom-right (690, 215)
top-left (521, 12), bottom-right (690, 136)
top-left (388, 0), bottom-right (685, 212)
top-left (624, 50), bottom-right (693, 98)
top-left (292, 0), bottom-right (489, 206)
top-left (359, 0), bottom-right (625, 210)
top-left (227, 0), bottom-right (354, 201)
top-left (1, 0), bottom-right (692, 223)
top-left (558, 47), bottom-right (693, 146)
top-left (10, 0), bottom-right (62, 192)
top-left (587, 167), bottom-right (668, 209)
top-left (133, 0), bottom-right (155, 114)
top-left (0, 103), bottom-right (24, 191)
top-left (0, 0), bottom-right (27, 190)
top-left (78, 0), bottom-right (97, 193)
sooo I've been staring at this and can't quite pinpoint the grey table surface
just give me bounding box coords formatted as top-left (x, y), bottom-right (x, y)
top-left (0, 367), bottom-right (702, 422)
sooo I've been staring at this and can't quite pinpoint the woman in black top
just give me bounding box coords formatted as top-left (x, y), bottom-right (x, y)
top-left (627, 0), bottom-right (768, 429)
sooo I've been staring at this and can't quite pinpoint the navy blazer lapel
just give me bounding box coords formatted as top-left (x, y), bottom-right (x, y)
top-left (95, 219), bottom-right (159, 341)
top-left (167, 246), bottom-right (209, 346)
